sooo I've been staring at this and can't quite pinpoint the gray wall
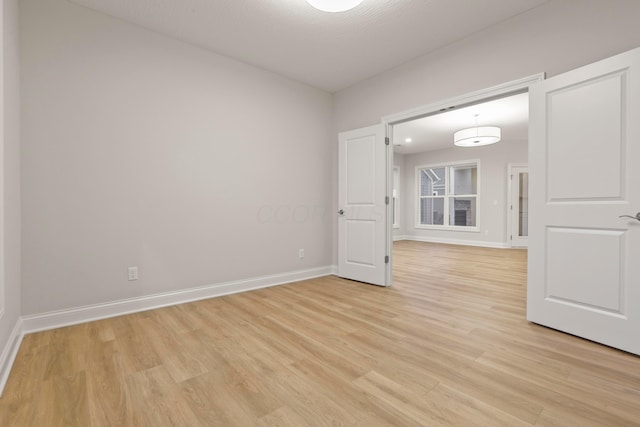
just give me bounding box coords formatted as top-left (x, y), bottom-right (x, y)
top-left (20, 0), bottom-right (334, 315)
top-left (334, 0), bottom-right (640, 132)
top-left (10, 0), bottom-right (640, 319)
top-left (0, 0), bottom-right (21, 372)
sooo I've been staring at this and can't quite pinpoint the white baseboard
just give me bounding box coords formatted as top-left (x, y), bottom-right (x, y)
top-left (0, 317), bottom-right (24, 396)
top-left (22, 266), bottom-right (334, 334)
top-left (394, 235), bottom-right (509, 249)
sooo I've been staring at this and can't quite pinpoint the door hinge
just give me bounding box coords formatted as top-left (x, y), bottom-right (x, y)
top-left (385, 196), bottom-right (390, 205)
top-left (510, 235), bottom-right (513, 240)
top-left (385, 137), bottom-right (390, 146)
top-left (385, 255), bottom-right (389, 264)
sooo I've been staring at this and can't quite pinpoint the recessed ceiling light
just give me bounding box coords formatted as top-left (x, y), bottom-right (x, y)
top-left (306, 0), bottom-right (365, 13)
top-left (405, 138), bottom-right (412, 143)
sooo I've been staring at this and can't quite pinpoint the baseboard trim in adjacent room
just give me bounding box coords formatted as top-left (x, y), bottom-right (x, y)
top-left (396, 235), bottom-right (510, 249)
top-left (21, 266), bottom-right (334, 334)
top-left (0, 318), bottom-right (24, 396)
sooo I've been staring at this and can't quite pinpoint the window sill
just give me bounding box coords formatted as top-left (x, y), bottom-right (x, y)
top-left (414, 225), bottom-right (480, 233)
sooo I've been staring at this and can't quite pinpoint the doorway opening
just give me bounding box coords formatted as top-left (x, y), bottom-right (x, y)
top-left (382, 74), bottom-right (542, 282)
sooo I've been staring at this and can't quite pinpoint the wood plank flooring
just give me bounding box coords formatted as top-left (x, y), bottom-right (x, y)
top-left (2, 241), bottom-right (640, 426)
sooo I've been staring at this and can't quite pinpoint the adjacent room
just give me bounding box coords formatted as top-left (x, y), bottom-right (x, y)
top-left (391, 92), bottom-right (529, 248)
top-left (2, 0), bottom-right (640, 425)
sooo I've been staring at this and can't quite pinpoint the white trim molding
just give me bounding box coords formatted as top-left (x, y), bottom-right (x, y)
top-left (382, 73), bottom-right (545, 127)
top-left (0, 318), bottom-right (24, 396)
top-left (394, 235), bottom-right (509, 249)
top-left (507, 163), bottom-right (529, 248)
top-left (22, 266), bottom-right (334, 334)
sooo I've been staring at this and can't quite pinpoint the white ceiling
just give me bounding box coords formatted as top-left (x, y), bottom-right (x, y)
top-left (67, 0), bottom-right (549, 92)
top-left (393, 92), bottom-right (529, 154)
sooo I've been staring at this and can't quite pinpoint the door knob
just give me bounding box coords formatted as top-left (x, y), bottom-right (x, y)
top-left (619, 212), bottom-right (640, 221)
top-left (338, 209), bottom-right (344, 215)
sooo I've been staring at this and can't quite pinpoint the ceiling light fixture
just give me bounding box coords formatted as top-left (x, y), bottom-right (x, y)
top-left (405, 138), bottom-right (412, 143)
top-left (306, 0), bottom-right (365, 13)
top-left (454, 115), bottom-right (501, 147)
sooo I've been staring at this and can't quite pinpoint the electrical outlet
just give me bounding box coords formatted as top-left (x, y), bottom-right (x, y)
top-left (128, 266), bottom-right (139, 281)
top-left (299, 249), bottom-right (305, 259)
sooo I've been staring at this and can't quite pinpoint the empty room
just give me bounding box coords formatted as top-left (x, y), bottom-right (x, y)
top-left (2, 0), bottom-right (640, 425)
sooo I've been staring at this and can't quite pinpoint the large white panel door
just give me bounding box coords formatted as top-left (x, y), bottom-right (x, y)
top-left (528, 47), bottom-right (640, 354)
top-left (338, 125), bottom-right (389, 287)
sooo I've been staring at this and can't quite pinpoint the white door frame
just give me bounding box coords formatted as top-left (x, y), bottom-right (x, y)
top-left (385, 137), bottom-right (393, 286)
top-left (507, 163), bottom-right (529, 248)
top-left (382, 74), bottom-right (544, 265)
top-left (345, 74), bottom-right (544, 287)
top-left (382, 73), bottom-right (544, 127)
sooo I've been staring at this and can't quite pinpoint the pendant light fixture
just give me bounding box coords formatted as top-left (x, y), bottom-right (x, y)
top-left (306, 0), bottom-right (365, 13)
top-left (454, 115), bottom-right (501, 147)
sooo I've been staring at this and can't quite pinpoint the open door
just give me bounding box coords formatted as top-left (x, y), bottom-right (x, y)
top-left (528, 47), bottom-right (640, 354)
top-left (509, 165), bottom-right (529, 248)
top-left (338, 124), bottom-right (390, 287)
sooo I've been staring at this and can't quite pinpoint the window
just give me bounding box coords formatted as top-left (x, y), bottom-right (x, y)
top-left (416, 161), bottom-right (479, 230)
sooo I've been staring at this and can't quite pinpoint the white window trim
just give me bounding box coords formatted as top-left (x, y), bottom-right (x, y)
top-left (415, 159), bottom-right (481, 232)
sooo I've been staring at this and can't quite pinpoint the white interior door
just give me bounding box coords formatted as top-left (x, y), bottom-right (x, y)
top-left (338, 124), bottom-right (389, 287)
top-left (509, 165), bottom-right (529, 247)
top-left (528, 47), bottom-right (640, 355)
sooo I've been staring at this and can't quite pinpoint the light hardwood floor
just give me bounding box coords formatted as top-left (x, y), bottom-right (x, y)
top-left (1, 241), bottom-right (640, 426)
